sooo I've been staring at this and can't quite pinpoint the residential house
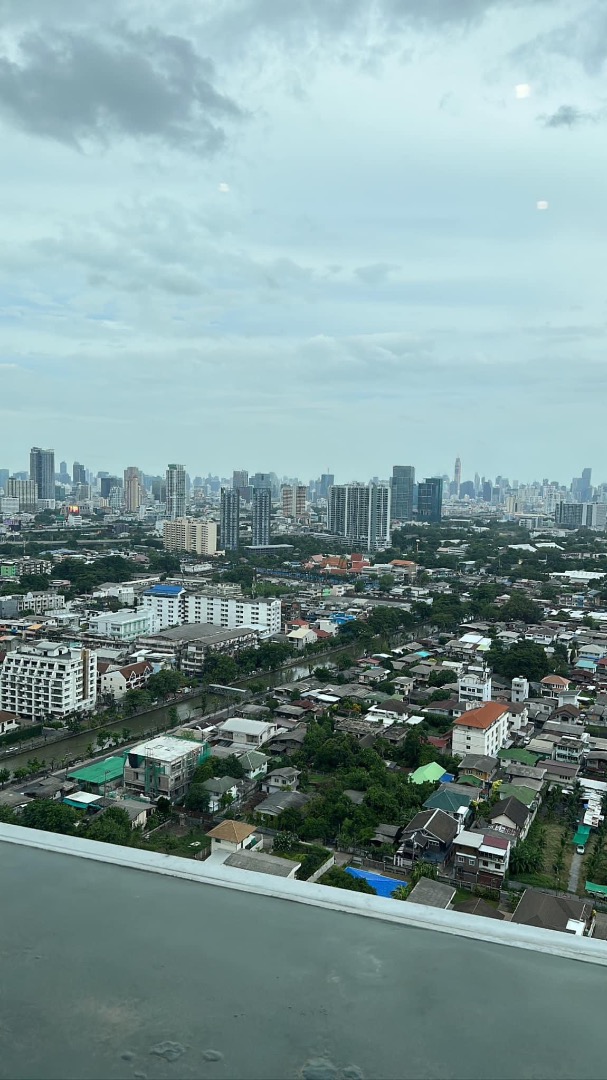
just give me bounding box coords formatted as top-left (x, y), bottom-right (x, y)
top-left (540, 674), bottom-right (571, 698)
top-left (423, 784), bottom-right (473, 829)
top-left (410, 762), bottom-right (448, 786)
top-left (369, 823), bottom-right (402, 848)
top-left (452, 702), bottom-right (510, 759)
top-left (287, 627), bottom-right (318, 650)
top-left (0, 709), bottom-right (19, 737)
top-left (206, 820), bottom-right (261, 855)
top-left (453, 897), bottom-right (504, 920)
top-left (394, 809), bottom-right (458, 871)
top-left (458, 754), bottom-right (498, 783)
top-left (406, 879), bottom-right (455, 910)
top-left (274, 704), bottom-right (308, 722)
top-left (512, 889), bottom-right (595, 936)
top-left (265, 725), bottom-right (307, 757)
top-left (216, 717), bottom-right (278, 750)
top-left (97, 660), bottom-right (153, 700)
top-left (123, 736), bottom-right (205, 801)
top-left (358, 667), bottom-right (391, 685)
top-left (261, 767), bottom-right (300, 794)
top-left (487, 796), bottom-right (533, 840)
top-left (255, 791), bottom-right (311, 818)
top-left (202, 775), bottom-right (243, 813)
top-left (365, 699), bottom-right (410, 726)
top-left (224, 850), bottom-right (301, 878)
top-left (543, 760), bottom-right (580, 787)
top-left (237, 750), bottom-right (268, 781)
top-left (452, 830), bottom-right (510, 890)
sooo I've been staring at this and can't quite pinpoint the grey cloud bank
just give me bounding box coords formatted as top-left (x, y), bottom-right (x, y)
top-left (0, 0), bottom-right (605, 481)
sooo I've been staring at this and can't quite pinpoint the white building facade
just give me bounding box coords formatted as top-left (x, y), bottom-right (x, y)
top-left (452, 703), bottom-right (509, 759)
top-left (0, 641), bottom-right (97, 721)
top-left (89, 609), bottom-right (154, 641)
top-left (458, 664), bottom-right (492, 704)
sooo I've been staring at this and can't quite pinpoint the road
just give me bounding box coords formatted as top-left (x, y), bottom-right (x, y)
top-left (568, 851), bottom-right (583, 893)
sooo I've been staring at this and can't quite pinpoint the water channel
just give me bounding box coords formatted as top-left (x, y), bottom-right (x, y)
top-left (3, 662), bottom-right (316, 775)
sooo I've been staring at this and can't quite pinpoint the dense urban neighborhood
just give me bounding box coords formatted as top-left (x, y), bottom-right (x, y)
top-left (3, 459), bottom-right (607, 937)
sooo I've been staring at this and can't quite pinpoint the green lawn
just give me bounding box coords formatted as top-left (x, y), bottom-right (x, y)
top-left (138, 827), bottom-right (211, 860)
top-left (514, 819), bottom-right (573, 892)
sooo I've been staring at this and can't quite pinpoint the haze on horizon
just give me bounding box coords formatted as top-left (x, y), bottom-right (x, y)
top-left (0, 0), bottom-right (605, 479)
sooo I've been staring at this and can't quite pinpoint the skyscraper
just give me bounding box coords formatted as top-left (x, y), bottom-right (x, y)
top-left (100, 476), bottom-right (120, 499)
top-left (0, 469), bottom-right (8, 495)
top-left (252, 488), bottom-right (271, 546)
top-left (166, 464), bottom-right (186, 520)
top-left (124, 467), bottom-right (142, 513)
top-left (319, 472), bottom-right (334, 500)
top-left (454, 457), bottom-right (461, 496)
top-left (281, 484), bottom-right (307, 519)
top-left (73, 462), bottom-right (86, 485)
top-left (29, 447), bottom-right (55, 502)
top-left (328, 482), bottom-right (391, 549)
top-left (390, 466), bottom-right (415, 523)
top-left (232, 470), bottom-right (248, 495)
top-left (417, 477), bottom-right (443, 522)
top-left (220, 488), bottom-right (240, 551)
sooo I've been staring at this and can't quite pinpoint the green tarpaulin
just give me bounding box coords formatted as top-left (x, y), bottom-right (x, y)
top-left (573, 825), bottom-right (591, 847)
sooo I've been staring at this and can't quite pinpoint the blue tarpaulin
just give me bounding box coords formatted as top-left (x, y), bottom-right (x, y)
top-left (345, 867), bottom-right (406, 897)
top-left (441, 773), bottom-right (455, 783)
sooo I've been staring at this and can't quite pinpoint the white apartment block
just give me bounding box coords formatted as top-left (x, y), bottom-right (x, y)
top-left (89, 609), bottom-right (154, 640)
top-left (163, 518), bottom-right (218, 556)
top-left (18, 591), bottom-right (66, 615)
top-left (139, 585), bottom-right (281, 636)
top-left (452, 702), bottom-right (509, 759)
top-left (0, 640), bottom-right (97, 722)
top-left (183, 594), bottom-right (281, 635)
top-left (458, 664), bottom-right (492, 704)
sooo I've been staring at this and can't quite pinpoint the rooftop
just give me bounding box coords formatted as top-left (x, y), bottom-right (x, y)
top-left (454, 702), bottom-right (509, 730)
top-left (224, 850), bottom-right (299, 877)
top-left (206, 820), bottom-right (257, 843)
top-left (128, 735), bottom-right (203, 763)
top-left (406, 878), bottom-right (455, 909)
top-left (2, 826), bottom-right (607, 1078)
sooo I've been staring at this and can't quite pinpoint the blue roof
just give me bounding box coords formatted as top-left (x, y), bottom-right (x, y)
top-left (346, 867), bottom-right (406, 897)
top-left (144, 584), bottom-right (183, 597)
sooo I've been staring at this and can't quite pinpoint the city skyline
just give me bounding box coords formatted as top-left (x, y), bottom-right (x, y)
top-left (0, 2), bottom-right (604, 474)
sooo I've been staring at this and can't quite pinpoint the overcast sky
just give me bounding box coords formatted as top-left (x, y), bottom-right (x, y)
top-left (0, 0), bottom-right (605, 484)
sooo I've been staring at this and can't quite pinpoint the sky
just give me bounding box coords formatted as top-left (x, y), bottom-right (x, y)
top-left (0, 0), bottom-right (605, 484)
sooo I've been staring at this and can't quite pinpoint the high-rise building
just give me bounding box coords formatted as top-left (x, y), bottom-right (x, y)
top-left (250, 472), bottom-right (272, 492)
top-left (281, 484), bottom-right (307, 520)
top-left (166, 464), bottom-right (186, 520)
top-left (29, 447), bottom-right (55, 502)
top-left (100, 476), bottom-right (120, 499)
top-left (328, 482), bottom-right (391, 549)
top-left (124, 467), bottom-right (142, 514)
top-left (0, 469), bottom-right (9, 495)
top-left (390, 466), bottom-right (415, 523)
top-left (220, 488), bottom-right (240, 550)
top-left (319, 473), bottom-right (334, 500)
top-left (417, 478), bottom-right (443, 522)
top-left (163, 519), bottom-right (218, 556)
top-left (454, 457), bottom-right (461, 496)
top-left (232, 470), bottom-right (249, 495)
top-left (252, 488), bottom-right (271, 546)
top-left (72, 461), bottom-right (86, 485)
top-left (0, 641), bottom-right (97, 721)
top-left (556, 502), bottom-right (607, 530)
top-left (7, 478), bottom-right (38, 513)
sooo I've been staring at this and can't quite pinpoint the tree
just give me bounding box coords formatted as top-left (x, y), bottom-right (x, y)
top-left (0, 767), bottom-right (11, 788)
top-left (401, 730), bottom-right (423, 769)
top-left (21, 800), bottom-right (82, 835)
top-left (85, 807), bottom-right (132, 846)
top-left (184, 785), bottom-right (210, 813)
top-left (378, 575), bottom-right (394, 593)
top-left (391, 885), bottom-right (410, 901)
top-left (486, 640), bottom-right (551, 683)
top-left (155, 797), bottom-right (172, 819)
top-left (273, 831), bottom-right (300, 854)
top-left (499, 593), bottom-right (544, 625)
top-left (409, 861), bottom-right (438, 886)
top-left (427, 669), bottom-right (455, 688)
top-left (321, 867), bottom-right (376, 894)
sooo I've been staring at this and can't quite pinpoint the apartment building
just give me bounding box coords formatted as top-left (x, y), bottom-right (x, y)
top-left (458, 664), bottom-right (492, 704)
top-left (452, 702), bottom-right (510, 759)
top-left (89, 609), bottom-right (154, 641)
top-left (163, 518), bottom-right (218, 556)
top-left (0, 641), bottom-right (97, 721)
top-left (123, 735), bottom-right (207, 801)
top-left (139, 584), bottom-right (281, 635)
top-left (184, 594), bottom-right (281, 635)
top-left (18, 592), bottom-right (66, 615)
top-left (281, 484), bottom-right (307, 520)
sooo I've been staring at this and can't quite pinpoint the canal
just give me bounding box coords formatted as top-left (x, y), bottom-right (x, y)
top-left (2, 660), bottom-right (319, 775)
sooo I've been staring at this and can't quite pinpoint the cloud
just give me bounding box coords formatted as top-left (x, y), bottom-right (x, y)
top-left (540, 104), bottom-right (598, 127)
top-left (0, 24), bottom-right (243, 153)
top-left (354, 262), bottom-right (397, 285)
